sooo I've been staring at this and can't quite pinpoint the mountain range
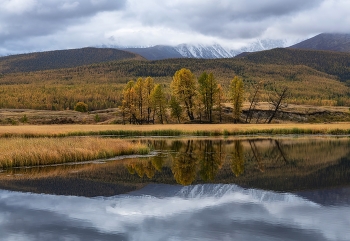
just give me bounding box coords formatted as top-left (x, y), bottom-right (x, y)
top-left (118, 33), bottom-right (350, 60)
top-left (1, 33), bottom-right (349, 74)
top-left (119, 39), bottom-right (292, 60)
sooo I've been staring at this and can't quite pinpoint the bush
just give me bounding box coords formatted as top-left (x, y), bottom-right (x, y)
top-left (74, 102), bottom-right (88, 112)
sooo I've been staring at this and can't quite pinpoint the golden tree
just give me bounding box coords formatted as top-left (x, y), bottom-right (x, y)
top-left (229, 76), bottom-right (244, 123)
top-left (171, 68), bottom-right (197, 121)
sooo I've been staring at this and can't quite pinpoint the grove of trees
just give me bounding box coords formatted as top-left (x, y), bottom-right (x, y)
top-left (120, 68), bottom-right (252, 124)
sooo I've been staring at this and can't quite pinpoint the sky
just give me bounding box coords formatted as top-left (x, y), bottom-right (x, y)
top-left (0, 0), bottom-right (350, 55)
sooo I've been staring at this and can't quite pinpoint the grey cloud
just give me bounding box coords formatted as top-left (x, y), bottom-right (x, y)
top-left (129, 0), bottom-right (323, 39)
top-left (0, 0), bottom-right (127, 44)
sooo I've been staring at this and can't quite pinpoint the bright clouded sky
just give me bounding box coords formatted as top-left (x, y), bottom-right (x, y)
top-left (0, 0), bottom-right (349, 55)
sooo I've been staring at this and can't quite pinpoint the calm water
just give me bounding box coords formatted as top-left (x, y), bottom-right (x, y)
top-left (1, 137), bottom-right (350, 241)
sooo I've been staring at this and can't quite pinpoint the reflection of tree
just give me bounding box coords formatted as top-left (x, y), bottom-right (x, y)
top-left (231, 140), bottom-right (245, 177)
top-left (248, 140), bottom-right (265, 172)
top-left (172, 140), bottom-right (197, 185)
top-left (125, 158), bottom-right (158, 179)
top-left (151, 155), bottom-right (164, 172)
top-left (199, 140), bottom-right (223, 181)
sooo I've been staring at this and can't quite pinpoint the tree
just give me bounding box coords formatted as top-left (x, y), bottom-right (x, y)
top-left (246, 81), bottom-right (262, 123)
top-left (171, 68), bottom-right (197, 121)
top-left (198, 72), bottom-right (218, 122)
top-left (229, 76), bottom-right (244, 123)
top-left (170, 96), bottom-right (183, 123)
top-left (145, 77), bottom-right (155, 123)
top-left (150, 84), bottom-right (167, 124)
top-left (216, 84), bottom-right (225, 123)
top-left (133, 77), bottom-right (146, 124)
top-left (121, 80), bottom-right (136, 124)
top-left (267, 87), bottom-right (288, 124)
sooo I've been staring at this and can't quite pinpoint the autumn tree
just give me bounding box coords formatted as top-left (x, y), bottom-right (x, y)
top-left (198, 72), bottom-right (218, 122)
top-left (216, 84), bottom-right (225, 123)
top-left (170, 96), bottom-right (183, 123)
top-left (150, 84), bottom-right (167, 124)
top-left (133, 77), bottom-right (146, 124)
top-left (144, 77), bottom-right (155, 123)
top-left (121, 80), bottom-right (136, 124)
top-left (229, 76), bottom-right (244, 123)
top-left (171, 68), bottom-right (197, 121)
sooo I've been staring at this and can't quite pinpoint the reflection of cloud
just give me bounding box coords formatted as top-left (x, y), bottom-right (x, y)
top-left (0, 184), bottom-right (350, 241)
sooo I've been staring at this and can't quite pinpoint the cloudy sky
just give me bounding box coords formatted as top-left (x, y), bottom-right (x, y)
top-left (0, 0), bottom-right (350, 55)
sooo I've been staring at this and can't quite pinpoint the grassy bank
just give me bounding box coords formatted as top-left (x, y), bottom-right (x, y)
top-left (0, 137), bottom-right (150, 168)
top-left (0, 123), bottom-right (350, 138)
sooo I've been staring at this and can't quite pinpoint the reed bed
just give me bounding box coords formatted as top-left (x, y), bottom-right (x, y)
top-left (0, 123), bottom-right (350, 138)
top-left (0, 137), bottom-right (150, 168)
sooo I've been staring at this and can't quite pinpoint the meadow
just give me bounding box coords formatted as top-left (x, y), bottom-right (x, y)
top-left (0, 137), bottom-right (149, 168)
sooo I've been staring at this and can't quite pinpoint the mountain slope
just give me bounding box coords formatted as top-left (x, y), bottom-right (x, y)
top-left (121, 45), bottom-right (183, 60)
top-left (289, 33), bottom-right (350, 52)
top-left (236, 48), bottom-right (350, 82)
top-left (0, 47), bottom-right (144, 73)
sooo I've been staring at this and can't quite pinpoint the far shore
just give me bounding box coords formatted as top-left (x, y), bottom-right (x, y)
top-left (0, 123), bottom-right (350, 137)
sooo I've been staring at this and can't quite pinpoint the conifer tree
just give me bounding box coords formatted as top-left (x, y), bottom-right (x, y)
top-left (171, 68), bottom-right (197, 121)
top-left (150, 84), bottom-right (167, 124)
top-left (198, 72), bottom-right (218, 122)
top-left (229, 76), bottom-right (244, 123)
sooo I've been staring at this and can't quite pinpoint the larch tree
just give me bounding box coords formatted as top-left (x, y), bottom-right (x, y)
top-left (170, 96), bottom-right (183, 123)
top-left (133, 78), bottom-right (145, 124)
top-left (144, 77), bottom-right (155, 123)
top-left (171, 68), bottom-right (197, 121)
top-left (229, 76), bottom-right (244, 123)
top-left (216, 84), bottom-right (225, 123)
top-left (121, 80), bottom-right (136, 124)
top-left (198, 72), bottom-right (218, 122)
top-left (150, 84), bottom-right (167, 124)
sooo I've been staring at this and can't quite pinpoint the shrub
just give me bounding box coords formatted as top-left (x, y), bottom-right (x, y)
top-left (74, 102), bottom-right (88, 112)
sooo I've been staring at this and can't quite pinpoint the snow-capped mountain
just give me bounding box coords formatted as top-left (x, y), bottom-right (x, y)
top-left (120, 39), bottom-right (292, 60)
top-left (174, 43), bottom-right (233, 58)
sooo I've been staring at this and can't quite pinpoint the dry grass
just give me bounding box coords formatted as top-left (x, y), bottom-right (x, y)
top-left (0, 137), bottom-right (149, 168)
top-left (0, 123), bottom-right (350, 137)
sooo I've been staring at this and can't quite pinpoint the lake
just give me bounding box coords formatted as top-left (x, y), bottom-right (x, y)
top-left (1, 137), bottom-right (350, 241)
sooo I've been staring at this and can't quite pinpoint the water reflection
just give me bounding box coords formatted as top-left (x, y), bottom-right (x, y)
top-left (1, 184), bottom-right (350, 241)
top-left (1, 137), bottom-right (350, 195)
top-left (125, 138), bottom-right (350, 189)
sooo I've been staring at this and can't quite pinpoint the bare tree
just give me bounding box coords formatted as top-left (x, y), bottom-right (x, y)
top-left (267, 87), bottom-right (288, 124)
top-left (245, 81), bottom-right (262, 123)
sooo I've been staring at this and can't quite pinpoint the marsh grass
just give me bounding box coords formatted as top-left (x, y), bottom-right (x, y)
top-left (0, 123), bottom-right (349, 138)
top-left (0, 137), bottom-right (150, 168)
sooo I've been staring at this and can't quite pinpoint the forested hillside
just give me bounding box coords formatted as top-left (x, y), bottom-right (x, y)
top-left (0, 47), bottom-right (144, 74)
top-left (0, 48), bottom-right (349, 111)
top-left (237, 48), bottom-right (350, 82)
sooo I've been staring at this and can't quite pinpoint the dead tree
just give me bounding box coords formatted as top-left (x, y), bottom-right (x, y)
top-left (245, 81), bottom-right (262, 123)
top-left (267, 87), bottom-right (288, 124)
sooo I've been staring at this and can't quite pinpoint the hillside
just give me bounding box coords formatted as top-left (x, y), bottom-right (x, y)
top-left (0, 47), bottom-right (145, 74)
top-left (0, 47), bottom-right (349, 111)
top-left (289, 33), bottom-right (350, 52)
top-left (236, 48), bottom-right (350, 82)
